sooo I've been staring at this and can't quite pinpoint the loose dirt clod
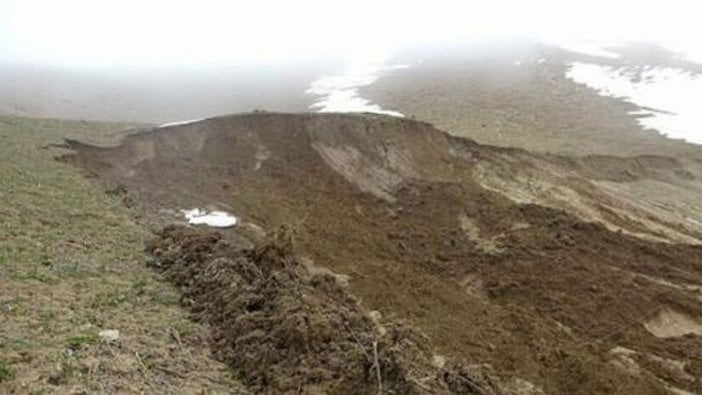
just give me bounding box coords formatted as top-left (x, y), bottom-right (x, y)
top-left (146, 225), bottom-right (497, 394)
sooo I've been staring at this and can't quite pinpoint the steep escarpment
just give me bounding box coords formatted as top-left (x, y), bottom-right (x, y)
top-left (63, 113), bottom-right (702, 394)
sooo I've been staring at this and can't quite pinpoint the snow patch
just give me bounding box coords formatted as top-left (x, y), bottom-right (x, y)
top-left (566, 62), bottom-right (702, 144)
top-left (181, 208), bottom-right (238, 228)
top-left (307, 61), bottom-right (407, 117)
top-left (158, 118), bottom-right (205, 128)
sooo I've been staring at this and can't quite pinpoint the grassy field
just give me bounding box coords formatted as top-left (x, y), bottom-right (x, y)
top-left (0, 116), bottom-right (241, 394)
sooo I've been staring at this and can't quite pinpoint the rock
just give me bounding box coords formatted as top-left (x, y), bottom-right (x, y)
top-left (432, 354), bottom-right (447, 369)
top-left (99, 329), bottom-right (120, 343)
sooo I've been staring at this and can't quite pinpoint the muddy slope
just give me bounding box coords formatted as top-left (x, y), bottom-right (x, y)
top-left (146, 225), bottom-right (500, 394)
top-left (63, 113), bottom-right (702, 394)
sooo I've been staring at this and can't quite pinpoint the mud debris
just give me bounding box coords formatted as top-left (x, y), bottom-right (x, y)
top-left (64, 112), bottom-right (702, 394)
top-left (146, 225), bottom-right (498, 394)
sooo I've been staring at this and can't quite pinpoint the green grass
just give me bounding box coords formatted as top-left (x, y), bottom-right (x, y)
top-left (1, 299), bottom-right (26, 317)
top-left (0, 358), bottom-right (16, 383)
top-left (0, 115), bottom-right (241, 393)
top-left (0, 117), bottom-right (145, 280)
top-left (66, 331), bottom-right (99, 351)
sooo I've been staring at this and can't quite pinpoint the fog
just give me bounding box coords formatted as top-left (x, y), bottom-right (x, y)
top-left (2, 0), bottom-right (702, 125)
top-left (3, 0), bottom-right (702, 68)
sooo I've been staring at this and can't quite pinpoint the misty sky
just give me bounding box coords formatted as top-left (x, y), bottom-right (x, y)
top-left (1, 0), bottom-right (701, 68)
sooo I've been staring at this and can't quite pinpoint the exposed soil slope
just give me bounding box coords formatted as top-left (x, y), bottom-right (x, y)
top-left (147, 225), bottom-right (499, 394)
top-left (63, 113), bottom-right (702, 394)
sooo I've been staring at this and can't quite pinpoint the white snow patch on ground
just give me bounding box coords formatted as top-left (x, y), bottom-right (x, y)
top-left (566, 62), bottom-right (702, 144)
top-left (307, 61), bottom-right (408, 117)
top-left (158, 118), bottom-right (205, 128)
top-left (181, 208), bottom-right (238, 228)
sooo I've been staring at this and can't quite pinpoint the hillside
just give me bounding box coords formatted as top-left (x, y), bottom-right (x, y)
top-left (363, 42), bottom-right (702, 158)
top-left (61, 112), bottom-right (702, 394)
top-left (0, 116), bottom-right (242, 393)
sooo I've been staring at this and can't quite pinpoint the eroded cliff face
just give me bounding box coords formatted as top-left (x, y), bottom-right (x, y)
top-left (63, 112), bottom-right (702, 394)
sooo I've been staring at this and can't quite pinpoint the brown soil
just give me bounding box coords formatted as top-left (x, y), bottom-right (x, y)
top-left (62, 112), bottom-right (702, 394)
top-left (146, 225), bottom-right (496, 394)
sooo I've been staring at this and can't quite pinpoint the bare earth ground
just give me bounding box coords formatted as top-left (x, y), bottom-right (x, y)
top-left (63, 113), bottom-right (702, 394)
top-left (145, 225), bottom-right (501, 394)
top-left (0, 116), bottom-right (242, 394)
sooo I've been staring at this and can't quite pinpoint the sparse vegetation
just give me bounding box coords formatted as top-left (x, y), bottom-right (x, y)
top-left (66, 331), bottom-right (99, 351)
top-left (364, 45), bottom-right (702, 159)
top-left (0, 358), bottom-right (16, 383)
top-left (0, 115), bottom-right (241, 393)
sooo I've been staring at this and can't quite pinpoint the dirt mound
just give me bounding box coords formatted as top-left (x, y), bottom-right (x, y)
top-left (146, 225), bottom-right (496, 394)
top-left (63, 113), bottom-right (702, 394)
top-left (60, 112), bottom-right (702, 244)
